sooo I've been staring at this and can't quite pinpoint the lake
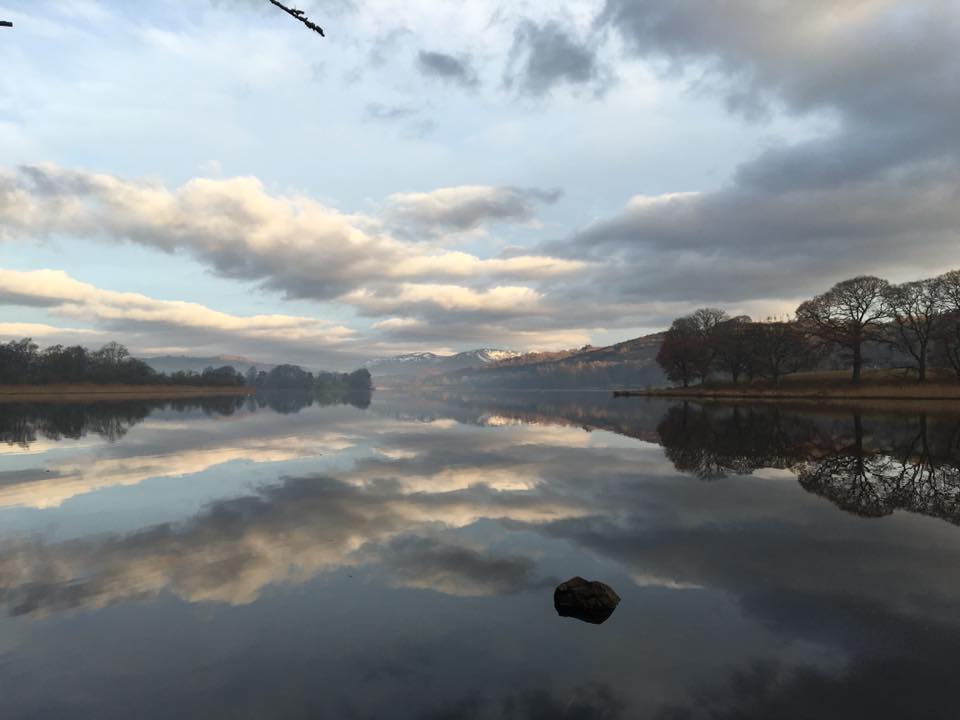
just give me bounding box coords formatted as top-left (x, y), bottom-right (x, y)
top-left (1, 390), bottom-right (958, 719)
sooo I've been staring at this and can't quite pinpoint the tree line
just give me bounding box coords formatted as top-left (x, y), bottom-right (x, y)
top-left (246, 364), bottom-right (373, 395)
top-left (0, 339), bottom-right (246, 387)
top-left (0, 339), bottom-right (374, 392)
top-left (657, 270), bottom-right (960, 386)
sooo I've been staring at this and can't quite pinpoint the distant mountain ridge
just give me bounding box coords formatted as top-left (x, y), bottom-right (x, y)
top-left (364, 349), bottom-right (521, 377)
top-left (430, 333), bottom-right (667, 389)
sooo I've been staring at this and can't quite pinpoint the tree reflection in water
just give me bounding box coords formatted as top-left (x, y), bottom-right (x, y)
top-left (0, 397), bottom-right (245, 447)
top-left (0, 387), bottom-right (372, 448)
top-left (656, 401), bottom-right (960, 524)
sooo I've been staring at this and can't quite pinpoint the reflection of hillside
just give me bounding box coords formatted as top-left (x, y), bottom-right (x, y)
top-left (373, 390), bottom-right (668, 442)
top-left (655, 402), bottom-right (960, 524)
top-left (0, 396), bottom-right (248, 447)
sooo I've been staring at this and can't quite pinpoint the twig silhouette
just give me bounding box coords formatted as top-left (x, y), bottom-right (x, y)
top-left (267, 1), bottom-right (324, 37)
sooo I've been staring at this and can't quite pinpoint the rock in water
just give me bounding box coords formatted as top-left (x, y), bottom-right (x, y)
top-left (554, 576), bottom-right (621, 624)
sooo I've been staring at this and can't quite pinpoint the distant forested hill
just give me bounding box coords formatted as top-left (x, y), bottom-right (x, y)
top-left (141, 355), bottom-right (276, 375)
top-left (363, 349), bottom-right (521, 379)
top-left (431, 333), bottom-right (667, 389)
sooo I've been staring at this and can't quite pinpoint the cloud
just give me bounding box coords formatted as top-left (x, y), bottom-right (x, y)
top-left (345, 284), bottom-right (544, 317)
top-left (0, 165), bottom-right (596, 353)
top-left (539, 0), bottom-right (960, 308)
top-left (549, 167), bottom-right (960, 304)
top-left (0, 268), bottom-right (356, 358)
top-left (0, 164), bottom-right (576, 302)
top-left (386, 185), bottom-right (562, 235)
top-left (416, 50), bottom-right (479, 89)
top-left (359, 535), bottom-right (544, 596)
top-left (9, 3), bottom-right (959, 352)
top-left (0, 470), bottom-right (577, 615)
top-left (0, 322), bottom-right (106, 343)
top-left (504, 19), bottom-right (610, 97)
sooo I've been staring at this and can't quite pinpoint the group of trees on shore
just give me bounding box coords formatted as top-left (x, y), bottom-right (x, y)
top-left (0, 339), bottom-right (245, 387)
top-left (246, 363), bottom-right (373, 396)
top-left (0, 339), bottom-right (375, 394)
top-left (657, 270), bottom-right (960, 385)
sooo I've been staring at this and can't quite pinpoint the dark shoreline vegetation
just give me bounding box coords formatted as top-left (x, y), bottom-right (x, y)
top-left (0, 384), bottom-right (254, 401)
top-left (639, 271), bottom-right (960, 397)
top-left (615, 369), bottom-right (960, 400)
top-left (0, 338), bottom-right (374, 401)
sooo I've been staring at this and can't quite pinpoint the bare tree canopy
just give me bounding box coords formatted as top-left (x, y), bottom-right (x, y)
top-left (933, 270), bottom-right (960, 380)
top-left (883, 278), bottom-right (942, 382)
top-left (267, 1), bottom-right (324, 37)
top-left (796, 276), bottom-right (890, 383)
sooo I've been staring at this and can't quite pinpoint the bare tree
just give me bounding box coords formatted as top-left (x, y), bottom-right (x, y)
top-left (656, 316), bottom-right (711, 388)
top-left (883, 278), bottom-right (943, 382)
top-left (796, 276), bottom-right (890, 383)
top-left (933, 269), bottom-right (960, 380)
top-left (267, 1), bottom-right (324, 37)
top-left (689, 307), bottom-right (729, 334)
top-left (689, 307), bottom-right (729, 381)
top-left (749, 322), bottom-right (813, 384)
top-left (712, 316), bottom-right (752, 384)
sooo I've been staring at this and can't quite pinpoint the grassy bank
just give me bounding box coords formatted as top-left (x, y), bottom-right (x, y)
top-left (0, 384), bottom-right (254, 402)
top-left (615, 369), bottom-right (960, 401)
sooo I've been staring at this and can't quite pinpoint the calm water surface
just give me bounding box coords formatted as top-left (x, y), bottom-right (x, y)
top-left (1, 390), bottom-right (959, 719)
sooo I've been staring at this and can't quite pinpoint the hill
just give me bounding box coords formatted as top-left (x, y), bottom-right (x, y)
top-left (364, 348), bottom-right (521, 379)
top-left (141, 354), bottom-right (276, 375)
top-left (429, 333), bottom-right (667, 389)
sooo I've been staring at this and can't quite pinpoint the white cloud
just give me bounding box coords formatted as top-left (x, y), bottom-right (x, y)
top-left (0, 267), bottom-right (354, 356)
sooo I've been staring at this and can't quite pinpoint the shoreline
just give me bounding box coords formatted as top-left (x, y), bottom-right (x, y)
top-left (613, 386), bottom-right (960, 402)
top-left (0, 384), bottom-right (254, 402)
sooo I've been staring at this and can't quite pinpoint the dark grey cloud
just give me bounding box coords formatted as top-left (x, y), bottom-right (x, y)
top-left (540, 0), bottom-right (960, 311)
top-left (504, 19), bottom-right (610, 97)
top-left (599, 0), bottom-right (960, 127)
top-left (550, 163), bottom-right (960, 304)
top-left (387, 184), bottom-right (563, 235)
top-left (416, 50), bottom-right (479, 89)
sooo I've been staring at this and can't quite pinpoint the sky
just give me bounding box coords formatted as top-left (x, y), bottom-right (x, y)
top-left (1, 0), bottom-right (958, 368)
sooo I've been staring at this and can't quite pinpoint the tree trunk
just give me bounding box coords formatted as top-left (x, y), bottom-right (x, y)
top-left (918, 344), bottom-right (927, 382)
top-left (851, 344), bottom-right (862, 384)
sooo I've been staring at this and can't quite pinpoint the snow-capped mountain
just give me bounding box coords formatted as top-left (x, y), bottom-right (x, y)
top-left (364, 349), bottom-right (520, 377)
top-left (457, 349), bottom-right (522, 364)
top-left (363, 352), bottom-right (442, 370)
